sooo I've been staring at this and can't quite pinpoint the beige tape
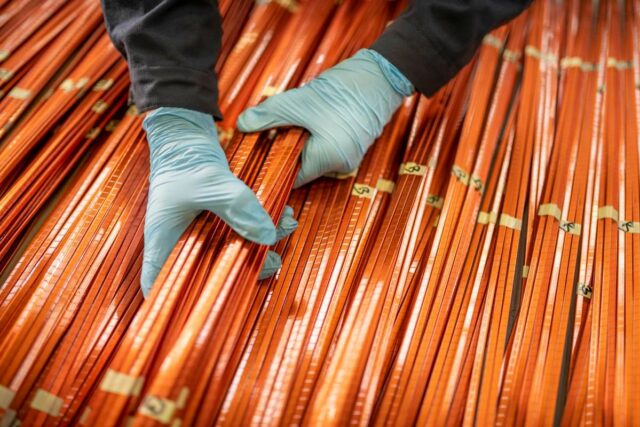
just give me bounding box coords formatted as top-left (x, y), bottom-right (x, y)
top-left (127, 105), bottom-right (139, 116)
top-left (218, 127), bottom-right (234, 142)
top-left (426, 195), bottom-right (444, 210)
top-left (0, 385), bottom-right (15, 409)
top-left (93, 79), bottom-right (114, 91)
top-left (607, 57), bottom-right (632, 70)
top-left (60, 79), bottom-right (75, 92)
top-left (0, 50), bottom-right (9, 61)
top-left (75, 77), bottom-right (90, 89)
top-left (273, 0), bottom-right (299, 12)
top-left (351, 183), bottom-right (375, 199)
top-left (525, 45), bottom-right (558, 64)
top-left (482, 34), bottom-right (504, 50)
top-left (171, 419), bottom-right (182, 427)
top-left (105, 120), bottom-right (120, 132)
top-left (427, 156), bottom-right (437, 169)
top-left (433, 214), bottom-right (440, 228)
top-left (235, 31), bottom-right (258, 50)
top-left (477, 211), bottom-right (498, 225)
top-left (1, 409), bottom-right (17, 427)
top-left (451, 165), bottom-right (470, 185)
top-left (503, 49), bottom-right (521, 63)
top-left (538, 203), bottom-right (562, 221)
top-left (577, 282), bottom-right (593, 298)
top-left (261, 85), bottom-right (281, 97)
top-left (399, 162), bottom-right (427, 176)
top-left (139, 395), bottom-right (178, 424)
top-left (176, 388), bottom-right (189, 409)
top-left (0, 68), bottom-right (13, 81)
top-left (324, 168), bottom-right (358, 179)
top-left (79, 407), bottom-right (91, 425)
top-left (100, 369), bottom-right (144, 396)
top-left (470, 174), bottom-right (484, 193)
top-left (376, 178), bottom-right (394, 193)
top-left (618, 221), bottom-right (640, 234)
top-left (8, 87), bottom-right (31, 100)
top-left (85, 127), bottom-right (101, 140)
top-left (522, 265), bottom-right (530, 278)
top-left (499, 213), bottom-right (522, 230)
top-left (597, 205), bottom-right (619, 222)
top-left (559, 220), bottom-right (581, 235)
top-left (30, 389), bottom-right (63, 416)
top-left (91, 100), bottom-right (109, 114)
top-left (560, 56), bottom-right (583, 68)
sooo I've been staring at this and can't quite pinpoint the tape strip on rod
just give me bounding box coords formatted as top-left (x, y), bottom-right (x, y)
top-left (399, 162), bottom-right (427, 176)
top-left (79, 407), bottom-right (91, 425)
top-left (426, 195), bottom-right (444, 209)
top-left (577, 282), bottom-right (593, 298)
top-left (0, 50), bottom-right (9, 61)
top-left (0, 68), bottom-right (13, 81)
top-left (138, 395), bottom-right (179, 424)
top-left (597, 205), bottom-right (619, 221)
top-left (522, 265), bottom-right (530, 278)
top-left (100, 369), bottom-right (144, 396)
top-left (8, 87), bottom-right (31, 100)
top-left (618, 221), bottom-right (640, 233)
top-left (470, 173), bottom-right (484, 192)
top-left (261, 85), bottom-right (281, 97)
top-left (499, 213), bottom-right (522, 230)
top-left (376, 178), bottom-right (394, 193)
top-left (0, 385), bottom-right (15, 409)
top-left (351, 183), bottom-right (375, 199)
top-left (92, 100), bottom-right (109, 114)
top-left (30, 389), bottom-right (63, 416)
top-left (525, 45), bottom-right (558, 64)
top-left (503, 49), bottom-right (521, 63)
top-left (606, 57), bottom-right (632, 70)
top-left (477, 211), bottom-right (498, 225)
top-left (451, 165), bottom-right (470, 185)
top-left (93, 79), bottom-right (114, 91)
top-left (482, 34), bottom-right (504, 50)
top-left (325, 168), bottom-right (358, 179)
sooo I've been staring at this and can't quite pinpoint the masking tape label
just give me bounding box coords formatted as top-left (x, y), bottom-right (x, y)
top-left (503, 49), bottom-right (521, 63)
top-left (127, 105), bottom-right (139, 116)
top-left (105, 120), bottom-right (120, 132)
top-left (85, 127), bottom-right (101, 140)
top-left (100, 369), bottom-right (144, 396)
top-left (577, 283), bottom-right (593, 298)
top-left (399, 162), bottom-right (427, 176)
top-left (470, 174), bottom-right (484, 192)
top-left (451, 165), bottom-right (470, 185)
top-left (351, 183), bottom-right (375, 199)
top-left (75, 77), bottom-right (90, 89)
top-left (0, 385), bottom-right (15, 409)
top-left (139, 395), bottom-right (177, 424)
top-left (0, 68), bottom-right (13, 81)
top-left (79, 407), bottom-right (91, 425)
top-left (477, 211), bottom-right (498, 225)
top-left (619, 221), bottom-right (640, 233)
top-left (426, 195), bottom-right (444, 210)
top-left (499, 214), bottom-right (522, 230)
top-left (482, 34), bottom-right (504, 50)
top-left (261, 85), bottom-right (281, 97)
top-left (522, 265), bottom-right (530, 278)
top-left (92, 100), bottom-right (109, 113)
top-left (0, 50), bottom-right (9, 61)
top-left (30, 389), bottom-right (63, 416)
top-left (559, 220), bottom-right (581, 235)
top-left (8, 87), bottom-right (30, 100)
top-left (525, 45), bottom-right (558, 64)
top-left (606, 57), bottom-right (632, 70)
top-left (538, 203), bottom-right (562, 221)
top-left (376, 178), bottom-right (394, 193)
top-left (325, 168), bottom-right (358, 179)
top-left (93, 79), bottom-right (114, 91)
top-left (60, 79), bottom-right (75, 92)
top-left (597, 205), bottom-right (619, 221)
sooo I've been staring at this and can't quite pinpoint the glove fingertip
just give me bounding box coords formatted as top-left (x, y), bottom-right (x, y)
top-left (140, 261), bottom-right (160, 299)
top-left (258, 251), bottom-right (282, 280)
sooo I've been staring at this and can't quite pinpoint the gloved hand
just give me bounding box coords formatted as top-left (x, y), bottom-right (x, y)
top-left (237, 48), bottom-right (413, 188)
top-left (141, 107), bottom-right (298, 297)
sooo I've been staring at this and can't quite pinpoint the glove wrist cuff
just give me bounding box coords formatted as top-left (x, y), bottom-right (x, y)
top-left (362, 49), bottom-right (414, 97)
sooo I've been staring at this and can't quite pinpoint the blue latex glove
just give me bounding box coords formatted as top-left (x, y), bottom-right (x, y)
top-left (141, 107), bottom-right (298, 297)
top-left (237, 49), bottom-right (413, 188)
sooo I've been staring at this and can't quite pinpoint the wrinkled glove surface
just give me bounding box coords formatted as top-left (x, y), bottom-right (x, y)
top-left (237, 48), bottom-right (414, 188)
top-left (142, 107), bottom-right (297, 297)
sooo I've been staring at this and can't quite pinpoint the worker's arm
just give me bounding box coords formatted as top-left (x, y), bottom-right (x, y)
top-left (100, 0), bottom-right (222, 117)
top-left (238, 0), bottom-right (532, 186)
top-left (371, 0), bottom-right (532, 95)
top-left (101, 1), bottom-right (297, 296)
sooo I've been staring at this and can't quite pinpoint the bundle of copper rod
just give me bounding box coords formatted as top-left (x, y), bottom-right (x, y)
top-left (0, 0), bottom-right (639, 425)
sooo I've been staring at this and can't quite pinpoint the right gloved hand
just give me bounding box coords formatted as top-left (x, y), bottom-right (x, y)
top-left (237, 48), bottom-right (414, 188)
top-left (141, 107), bottom-right (297, 298)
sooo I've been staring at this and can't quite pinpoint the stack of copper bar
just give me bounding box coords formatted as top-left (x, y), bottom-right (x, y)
top-left (0, 0), bottom-right (638, 425)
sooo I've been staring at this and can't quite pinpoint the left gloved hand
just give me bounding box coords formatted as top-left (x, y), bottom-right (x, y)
top-left (237, 48), bottom-right (413, 188)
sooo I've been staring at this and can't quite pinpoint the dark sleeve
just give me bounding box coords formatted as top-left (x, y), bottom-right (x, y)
top-left (101, 0), bottom-right (222, 119)
top-left (371, 0), bottom-right (531, 96)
